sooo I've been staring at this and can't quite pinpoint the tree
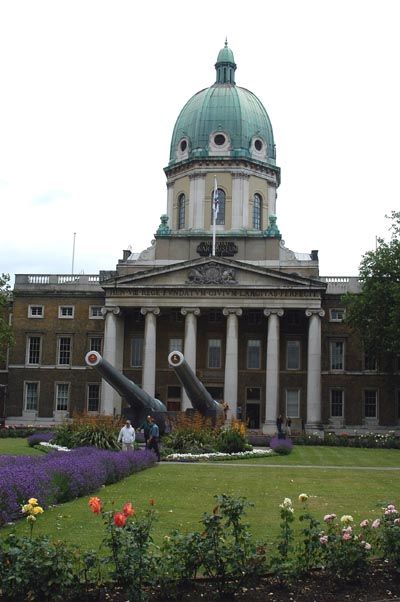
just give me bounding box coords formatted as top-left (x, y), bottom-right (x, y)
top-left (0, 274), bottom-right (13, 363)
top-left (343, 211), bottom-right (400, 363)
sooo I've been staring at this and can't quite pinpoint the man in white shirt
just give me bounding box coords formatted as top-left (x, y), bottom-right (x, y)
top-left (118, 420), bottom-right (136, 451)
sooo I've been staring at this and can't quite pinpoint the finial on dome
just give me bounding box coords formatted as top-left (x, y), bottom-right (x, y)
top-left (225, 37), bottom-right (228, 48)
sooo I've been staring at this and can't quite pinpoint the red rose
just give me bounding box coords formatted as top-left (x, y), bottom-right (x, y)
top-left (113, 512), bottom-right (127, 528)
top-left (122, 502), bottom-right (135, 517)
top-left (88, 497), bottom-right (102, 514)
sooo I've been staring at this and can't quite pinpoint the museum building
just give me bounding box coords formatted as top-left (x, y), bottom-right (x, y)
top-left (4, 44), bottom-right (400, 432)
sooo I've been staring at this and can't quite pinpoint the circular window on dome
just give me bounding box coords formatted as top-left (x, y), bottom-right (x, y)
top-left (180, 139), bottom-right (187, 152)
top-left (254, 139), bottom-right (263, 151)
top-left (214, 134), bottom-right (226, 146)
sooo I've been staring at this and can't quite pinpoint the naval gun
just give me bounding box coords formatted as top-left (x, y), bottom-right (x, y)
top-left (85, 351), bottom-right (167, 432)
top-left (168, 350), bottom-right (224, 419)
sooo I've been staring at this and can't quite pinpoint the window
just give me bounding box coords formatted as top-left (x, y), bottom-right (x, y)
top-left (26, 336), bottom-right (41, 365)
top-left (364, 351), bottom-right (377, 371)
top-left (131, 337), bottom-right (143, 368)
top-left (59, 306), bottom-right (74, 318)
top-left (55, 383), bottom-right (69, 411)
top-left (210, 188), bottom-right (225, 225)
top-left (89, 336), bottom-right (103, 353)
top-left (167, 385), bottom-right (181, 411)
top-left (247, 339), bottom-right (261, 369)
top-left (330, 340), bottom-right (344, 371)
top-left (329, 308), bottom-right (345, 322)
top-left (170, 310), bottom-right (184, 323)
top-left (208, 310), bottom-right (222, 322)
top-left (208, 339), bottom-right (221, 368)
top-left (364, 389), bottom-right (378, 419)
top-left (28, 305), bottom-right (44, 318)
top-left (330, 389), bottom-right (344, 418)
top-left (25, 382), bottom-right (39, 411)
top-left (247, 310), bottom-right (262, 325)
top-left (57, 336), bottom-right (71, 365)
top-left (286, 341), bottom-right (300, 370)
top-left (169, 338), bottom-right (183, 354)
top-left (87, 384), bottom-right (101, 412)
top-left (253, 193), bottom-right (262, 229)
top-left (89, 306), bottom-right (103, 319)
top-left (286, 389), bottom-right (300, 418)
top-left (177, 193), bottom-right (185, 229)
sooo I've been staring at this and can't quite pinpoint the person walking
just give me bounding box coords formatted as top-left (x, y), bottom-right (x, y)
top-left (118, 419), bottom-right (136, 451)
top-left (148, 416), bottom-right (160, 461)
top-left (139, 415), bottom-right (152, 448)
top-left (276, 414), bottom-right (283, 436)
top-left (286, 416), bottom-right (292, 437)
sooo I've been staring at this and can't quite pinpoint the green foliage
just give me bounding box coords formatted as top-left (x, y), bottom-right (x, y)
top-left (53, 415), bottom-right (122, 450)
top-left (0, 533), bottom-right (81, 601)
top-left (319, 517), bottom-right (371, 581)
top-left (0, 273), bottom-right (13, 363)
top-left (216, 427), bottom-right (250, 453)
top-left (269, 497), bottom-right (295, 580)
top-left (343, 211), bottom-right (400, 362)
top-left (375, 503), bottom-right (400, 570)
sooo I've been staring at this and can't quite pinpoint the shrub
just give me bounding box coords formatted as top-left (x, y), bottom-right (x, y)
top-left (53, 414), bottom-right (123, 450)
top-left (216, 426), bottom-right (249, 453)
top-left (27, 431), bottom-right (54, 447)
top-left (162, 412), bottom-right (218, 454)
top-left (374, 503), bottom-right (400, 570)
top-left (270, 436), bottom-right (293, 455)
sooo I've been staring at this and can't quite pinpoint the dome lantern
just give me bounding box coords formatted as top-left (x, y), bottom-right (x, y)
top-left (215, 39), bottom-right (236, 84)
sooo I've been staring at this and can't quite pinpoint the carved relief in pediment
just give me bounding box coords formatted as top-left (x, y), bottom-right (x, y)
top-left (186, 262), bottom-right (237, 285)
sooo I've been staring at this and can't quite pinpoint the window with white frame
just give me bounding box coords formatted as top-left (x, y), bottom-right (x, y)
top-left (253, 193), bottom-right (262, 229)
top-left (286, 341), bottom-right (300, 370)
top-left (28, 305), bottom-right (44, 318)
top-left (26, 336), bottom-right (41, 365)
top-left (330, 389), bottom-right (344, 418)
top-left (55, 383), bottom-right (69, 411)
top-left (330, 340), bottom-right (344, 371)
top-left (329, 308), bottom-right (345, 322)
top-left (89, 306), bottom-right (103, 319)
top-left (364, 351), bottom-right (377, 371)
top-left (168, 338), bottom-right (183, 354)
top-left (177, 193), bottom-right (185, 229)
top-left (57, 336), bottom-right (71, 365)
top-left (25, 382), bottom-right (39, 411)
top-left (89, 336), bottom-right (103, 353)
top-left (208, 339), bottom-right (221, 368)
top-left (59, 305), bottom-right (74, 318)
top-left (247, 339), bottom-right (261, 369)
top-left (286, 389), bottom-right (300, 418)
top-left (131, 337), bottom-right (144, 367)
top-left (364, 389), bottom-right (378, 419)
top-left (87, 383), bottom-right (101, 412)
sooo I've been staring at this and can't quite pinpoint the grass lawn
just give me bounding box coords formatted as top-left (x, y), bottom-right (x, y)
top-left (2, 442), bottom-right (400, 549)
top-left (0, 437), bottom-right (43, 456)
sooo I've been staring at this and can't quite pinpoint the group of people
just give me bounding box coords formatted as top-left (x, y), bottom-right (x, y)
top-left (117, 415), bottom-right (160, 461)
top-left (276, 414), bottom-right (292, 437)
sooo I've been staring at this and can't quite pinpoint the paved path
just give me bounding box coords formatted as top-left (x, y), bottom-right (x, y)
top-left (162, 461), bottom-right (400, 470)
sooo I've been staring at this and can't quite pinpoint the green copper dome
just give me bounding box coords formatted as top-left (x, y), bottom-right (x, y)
top-left (168, 43), bottom-right (276, 168)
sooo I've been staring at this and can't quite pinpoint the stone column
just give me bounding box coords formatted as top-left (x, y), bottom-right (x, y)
top-left (305, 309), bottom-right (325, 431)
top-left (232, 172), bottom-right (250, 229)
top-left (140, 307), bottom-right (160, 398)
top-left (181, 308), bottom-right (200, 411)
top-left (100, 306), bottom-right (124, 415)
top-left (223, 308), bottom-right (242, 419)
top-left (263, 309), bottom-right (284, 433)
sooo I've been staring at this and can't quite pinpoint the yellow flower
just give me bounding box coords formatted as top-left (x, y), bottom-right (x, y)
top-left (26, 515), bottom-right (36, 523)
top-left (298, 493), bottom-right (309, 503)
top-left (21, 504), bottom-right (32, 514)
top-left (28, 498), bottom-right (38, 506)
top-left (340, 514), bottom-right (354, 525)
top-left (32, 506), bottom-right (44, 515)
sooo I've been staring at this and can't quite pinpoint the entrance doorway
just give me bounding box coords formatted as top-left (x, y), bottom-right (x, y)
top-left (246, 387), bottom-right (261, 429)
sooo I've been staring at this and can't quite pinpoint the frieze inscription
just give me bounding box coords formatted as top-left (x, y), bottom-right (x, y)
top-left (108, 288), bottom-right (321, 298)
top-left (197, 241), bottom-right (238, 257)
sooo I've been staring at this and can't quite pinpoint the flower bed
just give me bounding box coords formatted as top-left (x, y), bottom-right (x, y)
top-left (165, 449), bottom-right (274, 462)
top-left (294, 431), bottom-right (400, 448)
top-left (27, 431), bottom-right (54, 447)
top-left (0, 447), bottom-right (156, 525)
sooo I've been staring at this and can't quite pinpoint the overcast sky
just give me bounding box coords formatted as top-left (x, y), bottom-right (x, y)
top-left (1, 0), bottom-right (399, 281)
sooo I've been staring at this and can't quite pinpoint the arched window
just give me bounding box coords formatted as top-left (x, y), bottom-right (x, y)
top-left (177, 194), bottom-right (185, 229)
top-left (210, 188), bottom-right (225, 225)
top-left (253, 193), bottom-right (262, 229)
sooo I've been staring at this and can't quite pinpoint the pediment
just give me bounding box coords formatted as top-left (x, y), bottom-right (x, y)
top-left (102, 257), bottom-right (326, 291)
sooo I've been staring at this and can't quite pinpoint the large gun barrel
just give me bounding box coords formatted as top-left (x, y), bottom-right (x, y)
top-left (168, 350), bottom-right (224, 417)
top-left (85, 351), bottom-right (167, 431)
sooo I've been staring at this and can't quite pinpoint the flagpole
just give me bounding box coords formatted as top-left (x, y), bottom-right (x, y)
top-left (212, 176), bottom-right (218, 256)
